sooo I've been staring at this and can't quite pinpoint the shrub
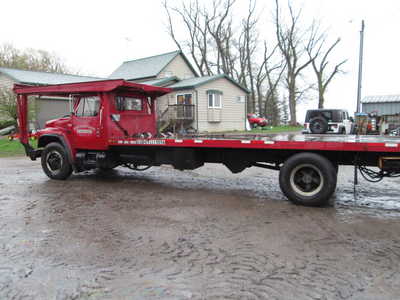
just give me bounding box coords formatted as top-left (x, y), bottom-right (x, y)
top-left (0, 119), bottom-right (16, 129)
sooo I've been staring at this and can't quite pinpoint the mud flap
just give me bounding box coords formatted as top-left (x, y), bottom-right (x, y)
top-left (172, 149), bottom-right (204, 170)
top-left (222, 151), bottom-right (251, 174)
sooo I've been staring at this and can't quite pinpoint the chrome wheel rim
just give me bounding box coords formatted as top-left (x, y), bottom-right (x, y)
top-left (289, 164), bottom-right (323, 197)
top-left (46, 150), bottom-right (63, 174)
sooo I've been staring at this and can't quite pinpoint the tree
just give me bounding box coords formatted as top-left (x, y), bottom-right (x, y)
top-left (164, 0), bottom-right (345, 123)
top-left (0, 43), bottom-right (69, 73)
top-left (164, 0), bottom-right (270, 114)
top-left (275, 0), bottom-right (314, 125)
top-left (306, 25), bottom-right (347, 108)
top-left (0, 88), bottom-right (17, 124)
top-left (280, 98), bottom-right (289, 125)
top-left (0, 44), bottom-right (71, 124)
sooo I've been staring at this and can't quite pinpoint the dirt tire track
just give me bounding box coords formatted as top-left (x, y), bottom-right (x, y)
top-left (1, 157), bottom-right (400, 299)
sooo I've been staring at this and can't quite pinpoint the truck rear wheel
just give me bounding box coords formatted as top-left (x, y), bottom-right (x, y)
top-left (41, 142), bottom-right (72, 180)
top-left (279, 153), bottom-right (337, 206)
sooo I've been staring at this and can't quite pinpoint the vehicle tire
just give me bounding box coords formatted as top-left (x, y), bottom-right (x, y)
top-left (41, 142), bottom-right (72, 180)
top-left (252, 123), bottom-right (258, 129)
top-left (340, 127), bottom-right (346, 134)
top-left (279, 152), bottom-right (337, 206)
top-left (309, 117), bottom-right (328, 134)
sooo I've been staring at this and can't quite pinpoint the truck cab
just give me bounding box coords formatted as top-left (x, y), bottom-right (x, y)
top-left (14, 80), bottom-right (171, 178)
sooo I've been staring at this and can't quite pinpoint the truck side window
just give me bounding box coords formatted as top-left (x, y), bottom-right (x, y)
top-left (115, 96), bottom-right (142, 111)
top-left (76, 96), bottom-right (100, 117)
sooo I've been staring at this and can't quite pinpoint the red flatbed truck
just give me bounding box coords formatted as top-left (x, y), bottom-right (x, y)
top-left (14, 80), bottom-right (400, 206)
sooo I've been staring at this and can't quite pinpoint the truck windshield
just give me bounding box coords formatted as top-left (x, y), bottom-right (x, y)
top-left (75, 96), bottom-right (100, 117)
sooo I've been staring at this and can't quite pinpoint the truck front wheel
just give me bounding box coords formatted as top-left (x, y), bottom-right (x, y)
top-left (279, 153), bottom-right (337, 206)
top-left (41, 142), bottom-right (72, 180)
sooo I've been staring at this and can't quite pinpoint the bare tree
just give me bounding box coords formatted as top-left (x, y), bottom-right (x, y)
top-left (163, 0), bottom-right (239, 77)
top-left (0, 43), bottom-right (69, 73)
top-left (163, 0), bottom-right (211, 76)
top-left (275, 0), bottom-right (314, 125)
top-left (206, 0), bottom-right (236, 76)
top-left (241, 0), bottom-right (259, 113)
top-left (164, 0), bottom-right (261, 113)
top-left (255, 42), bottom-right (280, 118)
top-left (306, 25), bottom-right (347, 108)
top-left (263, 45), bottom-right (286, 125)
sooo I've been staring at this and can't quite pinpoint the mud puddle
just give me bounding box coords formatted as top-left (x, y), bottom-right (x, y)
top-left (1, 157), bottom-right (400, 299)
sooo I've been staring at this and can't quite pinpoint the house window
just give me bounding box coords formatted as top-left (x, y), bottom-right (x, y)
top-left (176, 93), bottom-right (192, 105)
top-left (207, 90), bottom-right (222, 108)
top-left (237, 95), bottom-right (246, 103)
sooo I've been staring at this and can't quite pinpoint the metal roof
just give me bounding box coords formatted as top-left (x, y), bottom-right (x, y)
top-left (140, 76), bottom-right (179, 86)
top-left (362, 95), bottom-right (400, 104)
top-left (169, 74), bottom-right (250, 93)
top-left (0, 67), bottom-right (103, 85)
top-left (109, 50), bottom-right (198, 80)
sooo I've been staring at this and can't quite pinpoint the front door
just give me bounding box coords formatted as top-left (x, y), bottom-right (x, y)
top-left (176, 93), bottom-right (193, 119)
top-left (72, 95), bottom-right (104, 150)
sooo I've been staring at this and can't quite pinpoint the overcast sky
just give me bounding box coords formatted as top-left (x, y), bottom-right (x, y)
top-left (1, 0), bottom-right (400, 121)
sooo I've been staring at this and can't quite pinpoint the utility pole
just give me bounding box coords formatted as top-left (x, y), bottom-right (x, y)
top-left (356, 20), bottom-right (365, 114)
top-left (354, 20), bottom-right (365, 187)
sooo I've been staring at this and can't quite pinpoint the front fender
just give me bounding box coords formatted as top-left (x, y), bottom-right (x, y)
top-left (38, 132), bottom-right (74, 164)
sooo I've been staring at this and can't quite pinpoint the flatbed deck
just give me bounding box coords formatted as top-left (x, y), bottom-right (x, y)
top-left (14, 80), bottom-right (400, 207)
top-left (109, 134), bottom-right (400, 153)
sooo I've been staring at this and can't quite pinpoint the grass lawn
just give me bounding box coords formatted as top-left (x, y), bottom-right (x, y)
top-left (219, 125), bottom-right (303, 134)
top-left (0, 138), bottom-right (37, 157)
top-left (248, 125), bottom-right (303, 134)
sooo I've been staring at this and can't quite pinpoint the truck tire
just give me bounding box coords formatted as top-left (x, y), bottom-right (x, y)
top-left (41, 142), bottom-right (72, 180)
top-left (309, 117), bottom-right (328, 134)
top-left (279, 153), bottom-right (337, 206)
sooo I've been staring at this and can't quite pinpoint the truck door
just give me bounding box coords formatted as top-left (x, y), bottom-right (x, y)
top-left (72, 95), bottom-right (106, 150)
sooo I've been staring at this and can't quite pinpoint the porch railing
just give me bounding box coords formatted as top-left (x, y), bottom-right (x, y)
top-left (168, 104), bottom-right (195, 120)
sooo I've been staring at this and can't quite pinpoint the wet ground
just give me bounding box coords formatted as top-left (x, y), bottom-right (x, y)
top-left (0, 157), bottom-right (400, 299)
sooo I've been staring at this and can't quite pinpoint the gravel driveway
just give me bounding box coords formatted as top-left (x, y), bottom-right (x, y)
top-left (0, 157), bottom-right (400, 299)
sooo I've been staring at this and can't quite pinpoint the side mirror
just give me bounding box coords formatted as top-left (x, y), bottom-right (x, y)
top-left (111, 114), bottom-right (121, 122)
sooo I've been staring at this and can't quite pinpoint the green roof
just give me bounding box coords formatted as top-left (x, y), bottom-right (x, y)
top-left (168, 74), bottom-right (250, 93)
top-left (141, 76), bottom-right (179, 87)
top-left (109, 50), bottom-right (198, 80)
top-left (0, 67), bottom-right (104, 85)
